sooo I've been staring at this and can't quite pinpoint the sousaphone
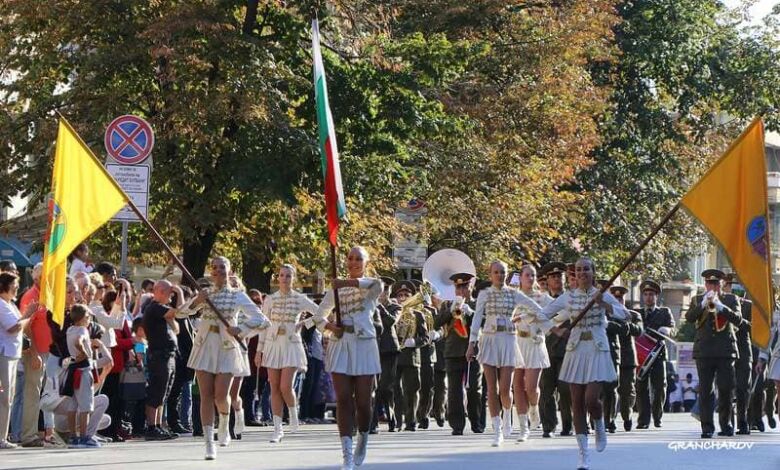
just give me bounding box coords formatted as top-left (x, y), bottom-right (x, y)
top-left (422, 249), bottom-right (476, 301)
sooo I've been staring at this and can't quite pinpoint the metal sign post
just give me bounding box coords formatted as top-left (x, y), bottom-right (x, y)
top-left (120, 221), bottom-right (129, 277)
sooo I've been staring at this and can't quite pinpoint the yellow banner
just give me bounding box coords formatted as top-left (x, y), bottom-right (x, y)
top-left (40, 118), bottom-right (128, 325)
top-left (681, 118), bottom-right (772, 348)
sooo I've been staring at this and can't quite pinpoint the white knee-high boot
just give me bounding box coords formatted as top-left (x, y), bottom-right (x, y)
top-left (491, 416), bottom-right (503, 447)
top-left (594, 417), bottom-right (607, 452)
top-left (217, 414), bottom-right (231, 447)
top-left (270, 415), bottom-right (284, 443)
top-left (576, 434), bottom-right (590, 470)
top-left (341, 435), bottom-right (354, 470)
top-left (289, 404), bottom-right (299, 433)
top-left (204, 425), bottom-right (216, 460)
top-left (234, 409), bottom-right (245, 439)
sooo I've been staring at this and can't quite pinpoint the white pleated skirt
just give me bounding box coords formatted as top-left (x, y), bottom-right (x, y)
top-left (188, 331), bottom-right (251, 377)
top-left (478, 332), bottom-right (523, 368)
top-left (559, 341), bottom-right (617, 384)
top-left (768, 356), bottom-right (780, 381)
top-left (262, 336), bottom-right (308, 371)
top-left (325, 333), bottom-right (381, 376)
top-left (517, 335), bottom-right (550, 369)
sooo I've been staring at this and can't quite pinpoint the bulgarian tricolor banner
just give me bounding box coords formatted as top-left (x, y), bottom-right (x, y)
top-left (312, 18), bottom-right (347, 246)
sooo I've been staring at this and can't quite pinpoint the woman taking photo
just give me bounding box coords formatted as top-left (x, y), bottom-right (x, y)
top-left (512, 264), bottom-right (554, 441)
top-left (255, 264), bottom-right (319, 443)
top-left (466, 260), bottom-right (544, 447)
top-left (0, 272), bottom-right (37, 449)
top-left (541, 258), bottom-right (628, 470)
top-left (179, 256), bottom-right (270, 460)
top-left (313, 246), bottom-right (383, 470)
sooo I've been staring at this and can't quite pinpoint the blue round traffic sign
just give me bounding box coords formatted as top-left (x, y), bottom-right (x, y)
top-left (104, 115), bottom-right (154, 164)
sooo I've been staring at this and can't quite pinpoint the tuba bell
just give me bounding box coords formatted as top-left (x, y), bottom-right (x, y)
top-left (422, 249), bottom-right (476, 301)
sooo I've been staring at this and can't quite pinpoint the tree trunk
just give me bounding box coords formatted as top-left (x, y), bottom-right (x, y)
top-left (181, 229), bottom-right (219, 286)
top-left (241, 243), bottom-right (273, 292)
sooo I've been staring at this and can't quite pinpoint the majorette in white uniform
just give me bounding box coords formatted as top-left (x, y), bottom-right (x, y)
top-left (470, 286), bottom-right (544, 369)
top-left (515, 289), bottom-right (554, 369)
top-left (258, 290), bottom-right (319, 371)
top-left (313, 277), bottom-right (383, 376)
top-left (541, 286), bottom-right (628, 384)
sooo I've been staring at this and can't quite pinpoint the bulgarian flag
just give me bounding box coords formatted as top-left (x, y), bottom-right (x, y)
top-left (312, 18), bottom-right (347, 246)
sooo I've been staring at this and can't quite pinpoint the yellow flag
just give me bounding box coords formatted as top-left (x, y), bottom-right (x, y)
top-left (40, 118), bottom-right (129, 325)
top-left (681, 117), bottom-right (772, 348)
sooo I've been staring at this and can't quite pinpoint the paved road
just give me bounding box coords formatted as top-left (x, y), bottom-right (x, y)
top-left (1, 413), bottom-right (778, 470)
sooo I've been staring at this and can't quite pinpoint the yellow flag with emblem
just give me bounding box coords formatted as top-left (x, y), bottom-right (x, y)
top-left (40, 118), bottom-right (129, 326)
top-left (681, 117), bottom-right (772, 348)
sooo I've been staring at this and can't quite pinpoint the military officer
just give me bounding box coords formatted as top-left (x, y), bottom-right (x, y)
top-left (371, 276), bottom-right (401, 433)
top-left (601, 283), bottom-right (625, 434)
top-left (434, 272), bottom-right (484, 435)
top-left (392, 281), bottom-right (429, 431)
top-left (538, 261), bottom-right (573, 437)
top-left (636, 279), bottom-right (675, 429)
top-left (722, 273), bottom-right (753, 434)
top-left (685, 269), bottom-right (745, 438)
top-left (412, 280), bottom-right (442, 429)
top-left (612, 286), bottom-right (643, 432)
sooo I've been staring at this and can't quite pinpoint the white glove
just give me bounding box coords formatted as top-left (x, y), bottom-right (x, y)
top-left (451, 296), bottom-right (464, 313)
top-left (404, 338), bottom-right (416, 348)
top-left (701, 291), bottom-right (715, 308)
top-left (713, 297), bottom-right (724, 312)
top-left (658, 326), bottom-right (672, 336)
top-left (429, 331), bottom-right (441, 342)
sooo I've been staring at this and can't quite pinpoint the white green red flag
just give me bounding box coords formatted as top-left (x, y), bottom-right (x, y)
top-left (312, 18), bottom-right (346, 246)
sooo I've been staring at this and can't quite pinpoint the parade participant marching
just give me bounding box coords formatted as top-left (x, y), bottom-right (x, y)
top-left (312, 246), bottom-right (383, 470)
top-left (466, 260), bottom-right (544, 447)
top-left (684, 269), bottom-right (744, 438)
top-left (635, 280), bottom-right (674, 429)
top-left (511, 265), bottom-right (553, 441)
top-left (371, 276), bottom-right (401, 433)
top-left (539, 261), bottom-right (573, 437)
top-left (756, 309), bottom-right (780, 426)
top-left (612, 287), bottom-right (643, 432)
top-left (434, 272), bottom-right (483, 435)
top-left (177, 256), bottom-right (270, 460)
top-left (723, 273), bottom-right (753, 435)
top-left (254, 264), bottom-right (319, 443)
top-left (414, 281), bottom-right (442, 430)
top-left (599, 282), bottom-right (624, 435)
top-left (392, 281), bottom-right (428, 432)
top-left (542, 258), bottom-right (628, 470)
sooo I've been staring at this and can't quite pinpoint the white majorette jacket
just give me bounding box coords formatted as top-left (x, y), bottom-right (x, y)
top-left (515, 290), bottom-right (555, 340)
top-left (179, 286), bottom-right (270, 349)
top-left (540, 286), bottom-right (628, 351)
top-left (469, 286), bottom-right (544, 342)
top-left (313, 277), bottom-right (384, 338)
top-left (257, 290), bottom-right (319, 349)
top-left (759, 310), bottom-right (780, 362)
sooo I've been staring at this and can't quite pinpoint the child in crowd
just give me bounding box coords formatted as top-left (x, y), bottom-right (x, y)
top-left (68, 243), bottom-right (93, 276)
top-left (64, 304), bottom-right (99, 448)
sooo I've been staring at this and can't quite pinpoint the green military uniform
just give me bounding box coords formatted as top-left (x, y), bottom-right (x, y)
top-left (636, 280), bottom-right (675, 429)
top-left (684, 269), bottom-right (744, 438)
top-left (417, 304), bottom-right (440, 429)
top-left (434, 272), bottom-right (483, 435)
top-left (601, 283), bottom-right (626, 434)
top-left (432, 319), bottom-right (447, 428)
top-left (724, 274), bottom-right (754, 435)
top-left (391, 281), bottom-right (429, 431)
top-left (371, 276), bottom-right (401, 433)
top-left (618, 309), bottom-right (643, 431)
top-left (538, 262), bottom-right (573, 437)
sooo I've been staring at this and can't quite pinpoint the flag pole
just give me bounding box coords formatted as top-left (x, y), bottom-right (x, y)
top-left (330, 244), bottom-right (343, 327)
top-left (55, 112), bottom-right (247, 350)
top-left (568, 203), bottom-right (681, 329)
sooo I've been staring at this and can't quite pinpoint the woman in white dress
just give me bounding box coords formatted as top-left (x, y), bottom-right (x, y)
top-left (178, 256), bottom-right (270, 460)
top-left (466, 260), bottom-right (544, 447)
top-left (255, 264), bottom-right (319, 443)
top-left (511, 264), bottom-right (553, 441)
top-left (312, 246), bottom-right (382, 470)
top-left (541, 258), bottom-right (627, 470)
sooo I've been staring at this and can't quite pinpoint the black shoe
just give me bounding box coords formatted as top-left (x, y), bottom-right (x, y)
top-left (636, 423), bottom-right (649, 430)
top-left (436, 417), bottom-right (445, 428)
top-left (624, 420), bottom-right (632, 432)
top-left (472, 427), bottom-right (484, 434)
top-left (169, 424), bottom-right (190, 435)
top-left (542, 431), bottom-right (553, 438)
top-left (246, 420), bottom-right (264, 427)
top-left (369, 428), bottom-right (379, 435)
top-left (607, 421), bottom-right (616, 433)
top-left (559, 429), bottom-right (572, 437)
top-left (144, 427), bottom-right (169, 441)
top-left (701, 431), bottom-right (713, 439)
top-left (418, 419), bottom-right (429, 429)
top-left (654, 420), bottom-right (662, 428)
top-left (193, 429), bottom-right (203, 437)
top-left (755, 420), bottom-right (765, 432)
top-left (767, 416), bottom-right (776, 429)
top-left (736, 428), bottom-right (750, 435)
top-left (160, 427), bottom-right (179, 440)
top-left (452, 430), bottom-right (463, 436)
top-left (404, 424), bottom-right (417, 432)
top-left (717, 426), bottom-right (734, 437)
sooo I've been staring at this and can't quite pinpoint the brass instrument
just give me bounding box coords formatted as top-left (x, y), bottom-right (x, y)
top-left (396, 292), bottom-right (424, 342)
top-left (421, 249), bottom-right (476, 339)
